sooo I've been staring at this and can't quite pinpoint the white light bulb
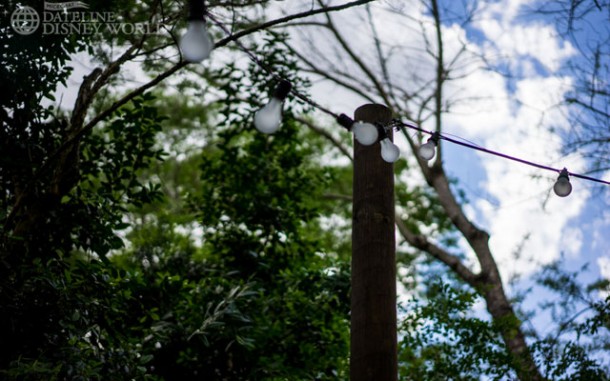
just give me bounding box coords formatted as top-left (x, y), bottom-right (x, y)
top-left (254, 98), bottom-right (283, 134)
top-left (179, 20), bottom-right (212, 62)
top-left (380, 138), bottom-right (400, 163)
top-left (553, 177), bottom-right (572, 197)
top-left (418, 141), bottom-right (436, 160)
top-left (352, 122), bottom-right (378, 146)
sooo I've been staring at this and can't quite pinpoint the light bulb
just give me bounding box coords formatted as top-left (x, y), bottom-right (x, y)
top-left (352, 122), bottom-right (378, 146)
top-left (380, 138), bottom-right (400, 163)
top-left (179, 20), bottom-right (212, 62)
top-left (254, 98), bottom-right (283, 134)
top-left (553, 169), bottom-right (572, 197)
top-left (253, 81), bottom-right (291, 134)
top-left (418, 141), bottom-right (436, 160)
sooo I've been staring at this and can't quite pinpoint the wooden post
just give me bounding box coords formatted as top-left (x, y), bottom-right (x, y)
top-left (351, 104), bottom-right (397, 381)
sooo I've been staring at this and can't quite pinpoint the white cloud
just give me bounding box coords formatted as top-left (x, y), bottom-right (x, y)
top-left (598, 257), bottom-right (610, 298)
top-left (293, 0), bottom-right (591, 284)
top-left (591, 210), bottom-right (610, 254)
top-left (473, 0), bottom-right (577, 81)
top-left (559, 227), bottom-right (583, 257)
top-left (476, 19), bottom-right (576, 73)
top-left (459, 75), bottom-right (587, 280)
top-left (439, 1), bottom-right (586, 282)
top-left (599, 257), bottom-right (610, 280)
top-left (482, 0), bottom-right (532, 23)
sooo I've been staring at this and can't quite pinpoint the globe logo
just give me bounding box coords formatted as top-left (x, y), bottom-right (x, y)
top-left (10, 6), bottom-right (40, 35)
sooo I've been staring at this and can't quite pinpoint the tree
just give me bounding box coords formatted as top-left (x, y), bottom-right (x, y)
top-left (0, 0), bottom-right (364, 379)
top-left (399, 282), bottom-right (513, 380)
top-left (278, 0), bottom-right (608, 379)
top-left (528, 0), bottom-right (610, 176)
top-left (102, 87), bottom-right (352, 379)
top-left (531, 259), bottom-right (610, 380)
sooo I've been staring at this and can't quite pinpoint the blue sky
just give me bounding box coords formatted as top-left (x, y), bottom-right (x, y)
top-left (447, 0), bottom-right (609, 278)
top-left (283, 0), bottom-right (609, 321)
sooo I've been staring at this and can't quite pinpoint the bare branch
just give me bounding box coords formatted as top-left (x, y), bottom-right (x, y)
top-left (280, 39), bottom-right (378, 104)
top-left (212, 0), bottom-right (377, 45)
top-left (318, 0), bottom-right (394, 108)
top-left (365, 4), bottom-right (399, 107)
top-left (294, 116), bottom-right (353, 161)
top-left (395, 214), bottom-right (478, 286)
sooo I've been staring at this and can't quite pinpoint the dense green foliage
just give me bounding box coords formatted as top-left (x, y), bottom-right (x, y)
top-left (0, 4), bottom-right (351, 378)
top-left (399, 283), bottom-right (513, 380)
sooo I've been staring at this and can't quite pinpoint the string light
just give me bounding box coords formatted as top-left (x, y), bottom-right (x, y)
top-left (553, 168), bottom-right (572, 197)
top-left (199, 7), bottom-right (610, 197)
top-left (336, 113), bottom-right (379, 146)
top-left (254, 80), bottom-right (292, 134)
top-left (353, 122), bottom-right (379, 145)
top-left (379, 127), bottom-right (400, 163)
top-left (394, 120), bottom-right (610, 196)
top-left (418, 132), bottom-right (440, 161)
top-left (179, 0), bottom-right (213, 62)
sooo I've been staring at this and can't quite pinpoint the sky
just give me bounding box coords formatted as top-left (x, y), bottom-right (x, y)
top-left (448, 0), bottom-right (608, 273)
top-left (441, 0), bottom-right (609, 286)
top-left (278, 0), bottom-right (609, 286)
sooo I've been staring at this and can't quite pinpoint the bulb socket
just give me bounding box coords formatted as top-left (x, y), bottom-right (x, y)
top-left (188, 0), bottom-right (206, 21)
top-left (558, 167), bottom-right (570, 181)
top-left (553, 167), bottom-right (572, 197)
top-left (377, 124), bottom-right (390, 140)
top-left (273, 80), bottom-right (292, 101)
top-left (337, 113), bottom-right (355, 130)
top-left (428, 131), bottom-right (440, 145)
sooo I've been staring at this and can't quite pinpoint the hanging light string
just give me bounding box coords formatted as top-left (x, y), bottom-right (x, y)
top-left (205, 12), bottom-right (340, 120)
top-left (393, 120), bottom-right (610, 186)
top-left (182, 2), bottom-right (610, 194)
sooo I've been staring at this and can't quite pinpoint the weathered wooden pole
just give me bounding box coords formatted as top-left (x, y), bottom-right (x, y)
top-left (351, 104), bottom-right (397, 381)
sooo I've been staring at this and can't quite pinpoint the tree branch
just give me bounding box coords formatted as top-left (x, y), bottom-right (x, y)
top-left (395, 214), bottom-right (478, 287)
top-left (280, 38), bottom-right (378, 104)
top-left (365, 4), bottom-right (400, 107)
top-left (319, 2), bottom-right (394, 108)
top-left (213, 0), bottom-right (376, 45)
top-left (294, 116), bottom-right (353, 161)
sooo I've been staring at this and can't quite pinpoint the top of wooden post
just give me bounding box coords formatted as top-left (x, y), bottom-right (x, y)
top-left (354, 104), bottom-right (392, 125)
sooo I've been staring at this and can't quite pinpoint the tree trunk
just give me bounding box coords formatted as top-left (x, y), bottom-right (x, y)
top-left (426, 165), bottom-right (544, 381)
top-left (483, 281), bottom-right (543, 381)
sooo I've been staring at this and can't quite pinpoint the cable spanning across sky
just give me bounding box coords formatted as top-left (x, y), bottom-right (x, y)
top-left (189, 6), bottom-right (610, 192)
top-left (393, 121), bottom-right (610, 186)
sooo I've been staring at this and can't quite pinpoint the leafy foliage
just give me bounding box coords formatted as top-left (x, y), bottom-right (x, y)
top-left (531, 261), bottom-right (610, 380)
top-left (399, 281), bottom-right (513, 380)
top-left (1, 9), bottom-right (351, 378)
